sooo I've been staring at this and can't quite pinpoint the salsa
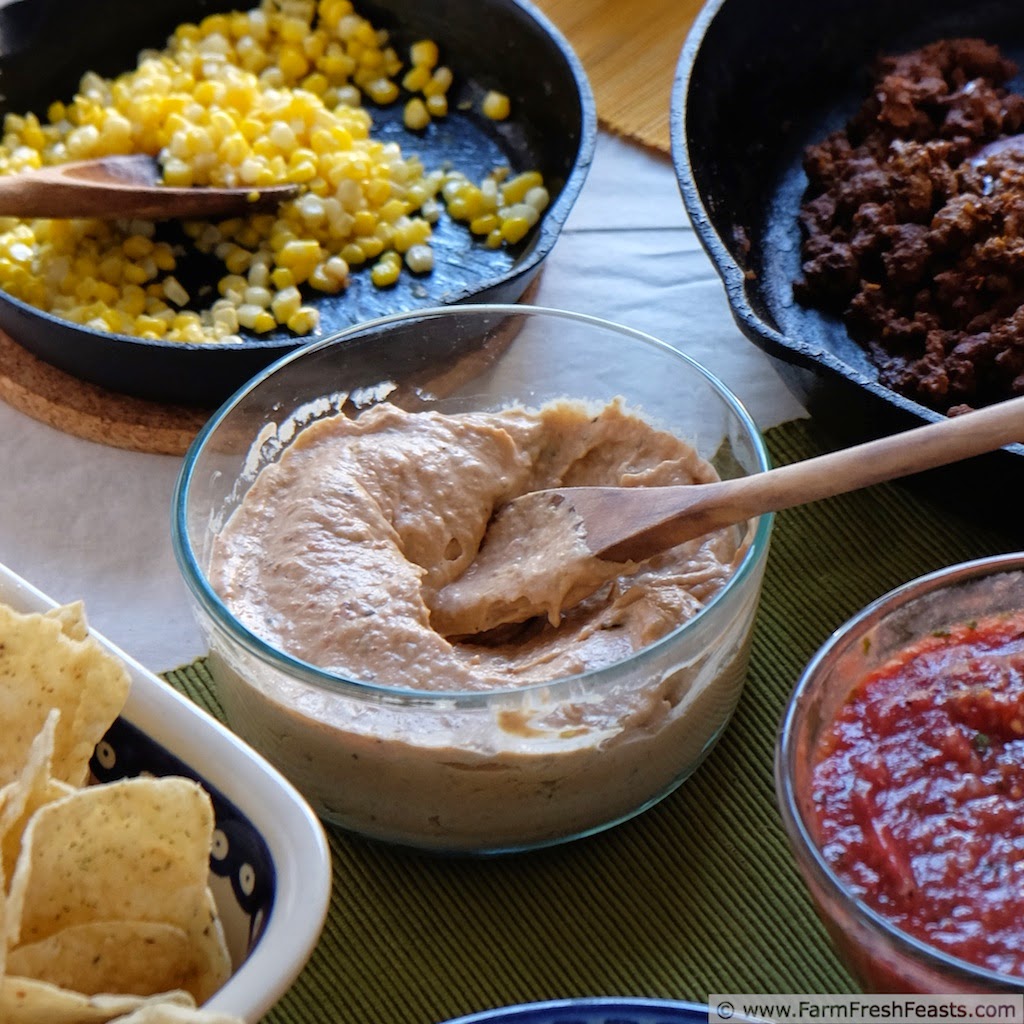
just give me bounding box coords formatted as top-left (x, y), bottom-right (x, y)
top-left (811, 611), bottom-right (1024, 978)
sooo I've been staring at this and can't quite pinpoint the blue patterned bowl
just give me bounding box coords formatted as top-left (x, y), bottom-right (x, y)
top-left (0, 561), bottom-right (331, 1021)
top-left (442, 998), bottom-right (712, 1024)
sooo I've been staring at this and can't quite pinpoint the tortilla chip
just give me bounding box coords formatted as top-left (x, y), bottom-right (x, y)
top-left (0, 604), bottom-right (130, 787)
top-left (2, 977), bottom-right (194, 1024)
top-left (7, 776), bottom-right (214, 946)
top-left (0, 599), bottom-right (235, 1009)
top-left (0, 710), bottom-right (73, 887)
top-left (106, 1004), bottom-right (245, 1023)
top-left (44, 602), bottom-right (90, 642)
top-left (8, 921), bottom-right (198, 998)
top-left (181, 888), bottom-right (233, 1002)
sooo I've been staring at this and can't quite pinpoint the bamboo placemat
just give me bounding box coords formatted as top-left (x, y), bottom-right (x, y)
top-left (533, 0), bottom-right (704, 153)
top-left (164, 417), bottom-right (1024, 1024)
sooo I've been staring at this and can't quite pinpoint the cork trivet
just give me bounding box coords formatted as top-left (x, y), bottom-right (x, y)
top-left (0, 331), bottom-right (212, 456)
top-left (534, 0), bottom-right (703, 153)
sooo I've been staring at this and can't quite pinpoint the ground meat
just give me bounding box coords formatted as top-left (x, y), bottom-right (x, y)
top-left (794, 38), bottom-right (1024, 412)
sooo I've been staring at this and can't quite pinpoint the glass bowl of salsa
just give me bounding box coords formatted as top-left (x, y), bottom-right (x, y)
top-left (776, 552), bottom-right (1024, 993)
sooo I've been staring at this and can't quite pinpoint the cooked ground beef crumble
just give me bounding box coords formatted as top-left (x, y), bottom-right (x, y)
top-left (794, 38), bottom-right (1024, 413)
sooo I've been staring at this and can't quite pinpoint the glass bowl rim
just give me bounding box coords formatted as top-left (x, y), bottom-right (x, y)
top-left (775, 549), bottom-right (1024, 991)
top-left (172, 302), bottom-right (774, 706)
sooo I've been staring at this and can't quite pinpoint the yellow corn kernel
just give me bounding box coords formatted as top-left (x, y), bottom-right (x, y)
top-left (364, 178), bottom-right (391, 206)
top-left (403, 98), bottom-right (430, 131)
top-left (500, 215), bottom-right (531, 245)
top-left (352, 209), bottom-right (378, 235)
top-left (370, 252), bottom-right (401, 287)
top-left (404, 243), bottom-right (433, 273)
top-left (152, 244), bottom-right (178, 272)
top-left (469, 213), bottom-right (499, 236)
top-left (423, 67), bottom-right (453, 98)
top-left (134, 314), bottom-right (168, 337)
top-left (409, 39), bottom-right (439, 69)
top-left (365, 77), bottom-right (399, 105)
top-left (286, 305), bottom-right (319, 334)
top-left (163, 158), bottom-right (194, 187)
top-left (340, 242), bottom-right (365, 265)
top-left (357, 235), bottom-right (385, 259)
top-left (425, 94), bottom-right (447, 118)
top-left (163, 276), bottom-right (190, 306)
top-left (122, 235), bottom-right (154, 260)
top-left (278, 44), bottom-right (310, 80)
top-left (236, 303), bottom-right (276, 332)
top-left (271, 266), bottom-right (296, 289)
top-left (276, 238), bottom-right (322, 268)
top-left (218, 273), bottom-right (249, 300)
top-left (501, 171), bottom-right (544, 205)
top-left (402, 65), bottom-right (430, 93)
top-left (482, 90), bottom-right (511, 121)
top-left (271, 285), bottom-right (302, 321)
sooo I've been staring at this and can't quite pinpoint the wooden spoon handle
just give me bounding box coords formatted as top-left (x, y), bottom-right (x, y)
top-left (722, 393), bottom-right (1024, 517)
top-left (597, 395), bottom-right (1024, 561)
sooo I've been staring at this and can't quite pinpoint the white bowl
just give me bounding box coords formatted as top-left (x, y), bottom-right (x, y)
top-left (0, 561), bottom-right (331, 1022)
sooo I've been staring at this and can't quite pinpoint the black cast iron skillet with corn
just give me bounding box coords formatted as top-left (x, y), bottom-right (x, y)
top-left (0, 0), bottom-right (595, 406)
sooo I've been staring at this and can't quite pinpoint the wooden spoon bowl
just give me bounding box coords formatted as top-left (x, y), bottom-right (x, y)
top-left (0, 155), bottom-right (299, 220)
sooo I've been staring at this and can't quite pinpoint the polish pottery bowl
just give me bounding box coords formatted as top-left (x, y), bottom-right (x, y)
top-left (776, 552), bottom-right (1024, 992)
top-left (173, 303), bottom-right (772, 854)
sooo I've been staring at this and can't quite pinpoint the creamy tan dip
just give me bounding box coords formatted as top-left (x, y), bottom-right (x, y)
top-left (211, 399), bottom-right (738, 688)
top-left (207, 398), bottom-right (762, 850)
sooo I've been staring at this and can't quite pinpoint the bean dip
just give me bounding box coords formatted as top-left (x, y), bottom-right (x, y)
top-left (206, 398), bottom-right (757, 849)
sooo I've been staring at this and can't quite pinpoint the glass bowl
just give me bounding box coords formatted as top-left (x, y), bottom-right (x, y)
top-left (172, 303), bottom-right (772, 854)
top-left (776, 552), bottom-right (1024, 993)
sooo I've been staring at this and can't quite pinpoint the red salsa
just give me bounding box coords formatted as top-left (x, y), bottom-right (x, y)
top-left (812, 611), bottom-right (1024, 978)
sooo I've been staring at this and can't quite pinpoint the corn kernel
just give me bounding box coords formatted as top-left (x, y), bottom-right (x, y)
top-left (469, 213), bottom-right (499, 236)
top-left (423, 66), bottom-right (453, 97)
top-left (286, 305), bottom-right (319, 334)
top-left (370, 253), bottom-right (401, 287)
top-left (410, 40), bottom-right (439, 68)
top-left (482, 90), bottom-right (511, 121)
top-left (163, 276), bottom-right (190, 306)
top-left (271, 285), bottom-right (302, 321)
top-left (365, 77), bottom-right (399, 105)
top-left (403, 98), bottom-right (430, 131)
top-left (402, 65), bottom-right (430, 93)
top-left (404, 243), bottom-right (433, 273)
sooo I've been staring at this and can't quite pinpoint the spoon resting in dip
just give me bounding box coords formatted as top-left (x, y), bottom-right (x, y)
top-left (434, 393), bottom-right (1024, 637)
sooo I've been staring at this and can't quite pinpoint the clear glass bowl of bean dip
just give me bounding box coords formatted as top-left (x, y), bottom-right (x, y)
top-left (777, 552), bottom-right (1024, 992)
top-left (173, 304), bottom-right (772, 854)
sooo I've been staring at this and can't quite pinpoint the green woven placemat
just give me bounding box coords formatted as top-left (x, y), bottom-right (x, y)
top-left (164, 417), bottom-right (1021, 1024)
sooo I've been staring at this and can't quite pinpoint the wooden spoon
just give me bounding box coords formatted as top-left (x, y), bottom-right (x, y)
top-left (0, 155), bottom-right (299, 219)
top-left (433, 394), bottom-right (1024, 637)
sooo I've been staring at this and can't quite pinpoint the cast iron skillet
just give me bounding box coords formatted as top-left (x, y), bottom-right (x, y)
top-left (671, 0), bottom-right (1024, 502)
top-left (0, 0), bottom-right (595, 406)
